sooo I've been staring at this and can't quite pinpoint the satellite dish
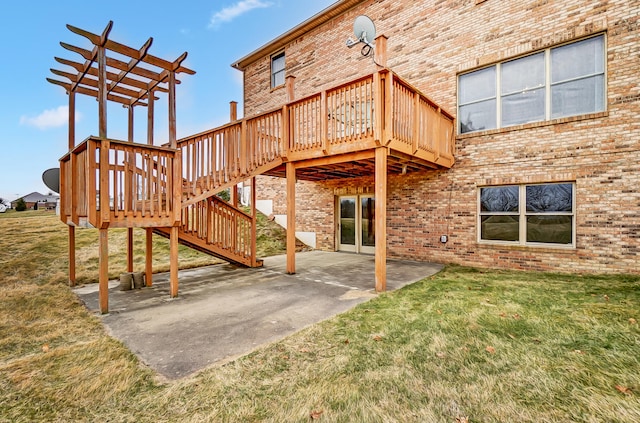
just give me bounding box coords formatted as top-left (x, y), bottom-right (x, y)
top-left (346, 15), bottom-right (376, 57)
top-left (353, 15), bottom-right (376, 45)
top-left (42, 168), bottom-right (60, 194)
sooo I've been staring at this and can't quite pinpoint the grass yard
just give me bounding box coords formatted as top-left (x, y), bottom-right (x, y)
top-left (0, 211), bottom-right (638, 422)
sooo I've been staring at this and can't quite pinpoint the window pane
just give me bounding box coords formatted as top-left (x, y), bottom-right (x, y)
top-left (340, 198), bottom-right (356, 245)
top-left (501, 53), bottom-right (545, 94)
top-left (361, 197), bottom-right (375, 247)
top-left (459, 99), bottom-right (496, 133)
top-left (272, 70), bottom-right (285, 87)
top-left (526, 215), bottom-right (572, 244)
top-left (551, 75), bottom-right (604, 118)
top-left (272, 53), bottom-right (285, 72)
top-left (459, 66), bottom-right (496, 104)
top-left (551, 36), bottom-right (604, 83)
top-left (501, 88), bottom-right (545, 126)
top-left (526, 184), bottom-right (572, 212)
top-left (271, 52), bottom-right (285, 87)
top-left (480, 186), bottom-right (519, 212)
top-left (481, 215), bottom-right (519, 241)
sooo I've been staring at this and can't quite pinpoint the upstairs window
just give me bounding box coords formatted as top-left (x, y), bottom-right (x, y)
top-left (459, 35), bottom-right (605, 134)
top-left (271, 51), bottom-right (285, 88)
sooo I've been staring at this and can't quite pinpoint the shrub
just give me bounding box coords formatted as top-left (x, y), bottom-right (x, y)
top-left (15, 198), bottom-right (27, 212)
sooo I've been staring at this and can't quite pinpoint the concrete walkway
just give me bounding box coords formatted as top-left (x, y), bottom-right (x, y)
top-left (74, 251), bottom-right (442, 380)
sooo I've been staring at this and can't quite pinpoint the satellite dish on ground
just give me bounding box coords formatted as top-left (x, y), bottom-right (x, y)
top-left (346, 15), bottom-right (376, 57)
top-left (42, 168), bottom-right (60, 194)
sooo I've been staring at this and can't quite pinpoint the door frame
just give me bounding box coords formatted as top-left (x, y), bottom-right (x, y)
top-left (337, 194), bottom-right (375, 254)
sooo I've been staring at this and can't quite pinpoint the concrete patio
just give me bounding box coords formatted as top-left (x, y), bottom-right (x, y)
top-left (74, 251), bottom-right (442, 380)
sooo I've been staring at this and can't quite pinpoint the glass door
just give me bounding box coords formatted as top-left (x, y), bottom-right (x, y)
top-left (360, 195), bottom-right (375, 254)
top-left (338, 195), bottom-right (375, 253)
top-left (338, 196), bottom-right (357, 252)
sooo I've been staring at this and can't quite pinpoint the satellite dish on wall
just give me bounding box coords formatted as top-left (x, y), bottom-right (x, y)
top-left (345, 15), bottom-right (376, 57)
top-left (354, 15), bottom-right (376, 45)
top-left (42, 168), bottom-right (60, 194)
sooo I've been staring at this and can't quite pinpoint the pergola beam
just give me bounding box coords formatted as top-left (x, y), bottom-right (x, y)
top-left (67, 21), bottom-right (195, 75)
top-left (49, 69), bottom-right (153, 102)
top-left (46, 78), bottom-right (147, 107)
top-left (60, 42), bottom-right (175, 84)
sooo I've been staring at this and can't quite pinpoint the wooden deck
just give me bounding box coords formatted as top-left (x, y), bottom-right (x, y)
top-left (177, 69), bottom-right (455, 208)
top-left (50, 22), bottom-right (455, 313)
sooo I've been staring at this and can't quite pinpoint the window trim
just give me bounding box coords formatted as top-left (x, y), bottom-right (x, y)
top-left (458, 34), bottom-right (606, 135)
top-left (270, 50), bottom-right (285, 89)
top-left (477, 183), bottom-right (576, 248)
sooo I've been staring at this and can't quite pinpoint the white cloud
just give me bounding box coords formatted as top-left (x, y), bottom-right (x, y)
top-left (20, 106), bottom-right (81, 130)
top-left (208, 0), bottom-right (273, 29)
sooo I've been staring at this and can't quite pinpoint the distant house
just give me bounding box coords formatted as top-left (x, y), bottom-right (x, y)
top-left (12, 192), bottom-right (59, 210)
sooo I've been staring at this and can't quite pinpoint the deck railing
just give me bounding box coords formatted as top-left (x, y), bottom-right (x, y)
top-left (175, 69), bottom-right (453, 201)
top-left (59, 137), bottom-right (181, 228)
top-left (60, 69), bottom-right (455, 228)
top-left (178, 108), bottom-right (285, 203)
top-left (178, 195), bottom-right (255, 266)
top-left (387, 72), bottom-right (455, 166)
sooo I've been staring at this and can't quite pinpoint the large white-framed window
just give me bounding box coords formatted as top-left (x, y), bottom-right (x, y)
top-left (478, 183), bottom-right (575, 247)
top-left (271, 51), bottom-right (285, 88)
top-left (459, 35), bottom-right (605, 134)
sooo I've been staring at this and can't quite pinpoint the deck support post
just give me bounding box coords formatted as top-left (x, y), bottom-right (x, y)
top-left (286, 162), bottom-right (296, 274)
top-left (230, 101), bottom-right (238, 121)
top-left (127, 229), bottom-right (134, 273)
top-left (251, 177), bottom-right (258, 267)
top-left (145, 228), bottom-right (153, 286)
top-left (375, 147), bottom-right (387, 292)
top-left (99, 228), bottom-right (109, 314)
top-left (286, 75), bottom-right (296, 103)
top-left (169, 226), bottom-right (179, 297)
top-left (68, 226), bottom-right (76, 287)
top-left (375, 35), bottom-right (388, 69)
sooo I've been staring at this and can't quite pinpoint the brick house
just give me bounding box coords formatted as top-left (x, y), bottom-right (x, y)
top-left (230, 0), bottom-right (640, 274)
top-left (11, 192), bottom-right (59, 210)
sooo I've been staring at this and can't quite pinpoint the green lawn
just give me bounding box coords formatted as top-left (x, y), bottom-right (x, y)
top-left (0, 212), bottom-right (638, 422)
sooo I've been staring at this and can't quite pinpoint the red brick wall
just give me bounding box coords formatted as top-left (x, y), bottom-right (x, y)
top-left (245, 0), bottom-right (640, 274)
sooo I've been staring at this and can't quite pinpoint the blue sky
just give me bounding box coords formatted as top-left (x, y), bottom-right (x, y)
top-left (0, 0), bottom-right (336, 202)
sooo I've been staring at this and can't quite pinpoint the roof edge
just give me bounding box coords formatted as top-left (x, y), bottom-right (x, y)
top-left (231, 0), bottom-right (365, 70)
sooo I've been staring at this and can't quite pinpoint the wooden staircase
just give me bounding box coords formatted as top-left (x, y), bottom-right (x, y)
top-left (153, 196), bottom-right (262, 268)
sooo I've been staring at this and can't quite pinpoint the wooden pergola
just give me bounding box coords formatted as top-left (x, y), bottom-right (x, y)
top-left (48, 21), bottom-right (195, 313)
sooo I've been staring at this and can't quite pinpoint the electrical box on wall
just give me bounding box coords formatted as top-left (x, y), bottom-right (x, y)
top-left (440, 235), bottom-right (448, 243)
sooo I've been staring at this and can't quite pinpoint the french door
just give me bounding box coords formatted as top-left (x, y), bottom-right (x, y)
top-left (338, 195), bottom-right (375, 254)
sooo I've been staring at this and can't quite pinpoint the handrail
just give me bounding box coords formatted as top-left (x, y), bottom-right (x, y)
top-left (59, 136), bottom-right (180, 228)
top-left (174, 69), bottom-right (454, 202)
top-left (178, 195), bottom-right (254, 265)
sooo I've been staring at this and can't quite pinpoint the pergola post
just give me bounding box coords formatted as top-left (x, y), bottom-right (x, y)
top-left (99, 228), bottom-right (109, 314)
top-left (286, 162), bottom-right (296, 274)
top-left (68, 91), bottom-right (76, 287)
top-left (68, 226), bottom-right (76, 287)
top-left (127, 105), bottom-right (135, 273)
top-left (145, 228), bottom-right (153, 287)
top-left (375, 147), bottom-right (387, 292)
top-left (146, 92), bottom-right (155, 286)
top-left (168, 71), bottom-right (178, 294)
top-left (170, 226), bottom-right (179, 297)
top-left (168, 71), bottom-right (177, 148)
